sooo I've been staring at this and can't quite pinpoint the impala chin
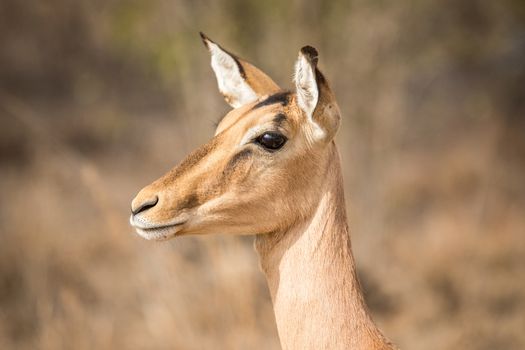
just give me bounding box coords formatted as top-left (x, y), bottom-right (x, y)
top-left (134, 225), bottom-right (183, 241)
top-left (130, 215), bottom-right (186, 241)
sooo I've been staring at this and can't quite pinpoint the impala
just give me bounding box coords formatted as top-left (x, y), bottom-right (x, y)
top-left (130, 33), bottom-right (396, 349)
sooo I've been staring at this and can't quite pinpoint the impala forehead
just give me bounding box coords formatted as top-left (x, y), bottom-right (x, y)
top-left (216, 92), bottom-right (296, 134)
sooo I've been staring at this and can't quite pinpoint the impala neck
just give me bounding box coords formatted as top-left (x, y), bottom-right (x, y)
top-left (255, 144), bottom-right (392, 350)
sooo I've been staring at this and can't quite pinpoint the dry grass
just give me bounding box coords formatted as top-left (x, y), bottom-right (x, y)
top-left (1, 1), bottom-right (524, 349)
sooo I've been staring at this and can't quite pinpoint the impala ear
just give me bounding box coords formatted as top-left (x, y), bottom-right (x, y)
top-left (200, 32), bottom-right (281, 108)
top-left (294, 46), bottom-right (341, 142)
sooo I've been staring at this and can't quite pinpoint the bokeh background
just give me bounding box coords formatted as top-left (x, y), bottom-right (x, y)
top-left (1, 0), bottom-right (524, 349)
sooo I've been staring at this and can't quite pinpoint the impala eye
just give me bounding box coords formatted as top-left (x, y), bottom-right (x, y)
top-left (255, 132), bottom-right (287, 151)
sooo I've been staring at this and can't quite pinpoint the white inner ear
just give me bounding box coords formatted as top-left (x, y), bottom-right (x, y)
top-left (294, 55), bottom-right (325, 140)
top-left (208, 42), bottom-right (258, 108)
top-left (294, 55), bottom-right (319, 119)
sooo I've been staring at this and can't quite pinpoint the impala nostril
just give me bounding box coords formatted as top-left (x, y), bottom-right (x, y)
top-left (132, 196), bottom-right (159, 215)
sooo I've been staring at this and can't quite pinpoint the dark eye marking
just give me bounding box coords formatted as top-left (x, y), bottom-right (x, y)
top-left (230, 149), bottom-right (253, 165)
top-left (273, 113), bottom-right (287, 126)
top-left (223, 149), bottom-right (253, 176)
top-left (255, 132), bottom-right (287, 151)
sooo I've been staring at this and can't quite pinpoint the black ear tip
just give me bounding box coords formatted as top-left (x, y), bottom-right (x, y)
top-left (199, 32), bottom-right (212, 47)
top-left (300, 46), bottom-right (319, 65)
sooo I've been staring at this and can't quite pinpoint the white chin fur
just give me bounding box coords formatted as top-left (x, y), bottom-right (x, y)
top-left (134, 226), bottom-right (181, 241)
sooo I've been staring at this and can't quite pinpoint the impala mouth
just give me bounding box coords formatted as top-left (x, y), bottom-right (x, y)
top-left (129, 216), bottom-right (186, 241)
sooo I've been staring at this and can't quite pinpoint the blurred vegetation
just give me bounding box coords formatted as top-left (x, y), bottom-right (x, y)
top-left (0, 0), bottom-right (524, 349)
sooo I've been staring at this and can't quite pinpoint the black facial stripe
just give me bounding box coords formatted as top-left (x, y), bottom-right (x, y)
top-left (252, 91), bottom-right (291, 110)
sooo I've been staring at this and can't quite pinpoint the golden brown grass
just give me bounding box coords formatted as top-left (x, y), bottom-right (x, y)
top-left (1, 1), bottom-right (524, 349)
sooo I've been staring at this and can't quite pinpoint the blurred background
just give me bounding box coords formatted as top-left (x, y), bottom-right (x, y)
top-left (1, 0), bottom-right (524, 349)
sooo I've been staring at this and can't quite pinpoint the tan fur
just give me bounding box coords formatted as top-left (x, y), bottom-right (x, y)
top-left (255, 144), bottom-right (395, 349)
top-left (130, 35), bottom-right (396, 349)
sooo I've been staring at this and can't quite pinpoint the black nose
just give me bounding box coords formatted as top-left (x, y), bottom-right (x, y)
top-left (131, 196), bottom-right (159, 215)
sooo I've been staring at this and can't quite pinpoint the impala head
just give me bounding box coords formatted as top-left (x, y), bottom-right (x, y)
top-left (130, 33), bottom-right (341, 240)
